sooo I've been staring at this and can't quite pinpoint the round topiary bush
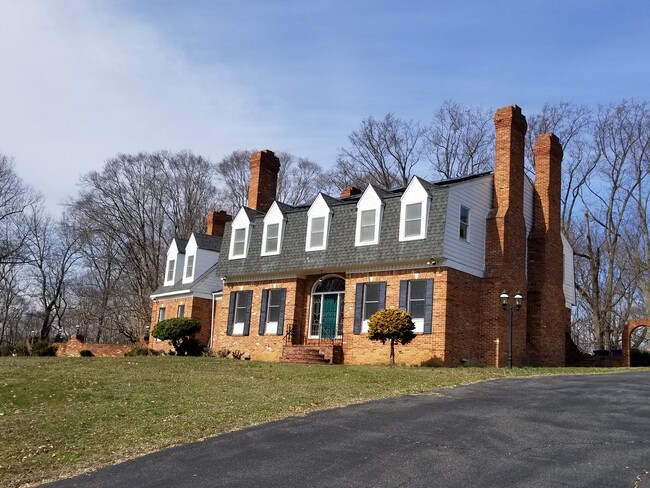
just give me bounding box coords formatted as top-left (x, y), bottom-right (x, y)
top-left (151, 317), bottom-right (202, 356)
top-left (367, 308), bottom-right (416, 366)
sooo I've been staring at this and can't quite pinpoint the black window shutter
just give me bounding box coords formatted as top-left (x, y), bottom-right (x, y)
top-left (423, 279), bottom-right (434, 334)
top-left (378, 281), bottom-right (387, 310)
top-left (243, 290), bottom-right (253, 336)
top-left (399, 281), bottom-right (408, 310)
top-left (353, 283), bottom-right (364, 335)
top-left (259, 289), bottom-right (269, 336)
top-left (226, 291), bottom-right (236, 336)
top-left (277, 288), bottom-right (287, 335)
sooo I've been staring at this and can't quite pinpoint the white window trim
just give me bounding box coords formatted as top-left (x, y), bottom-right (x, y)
top-left (165, 258), bottom-right (176, 285)
top-left (229, 208), bottom-right (253, 260)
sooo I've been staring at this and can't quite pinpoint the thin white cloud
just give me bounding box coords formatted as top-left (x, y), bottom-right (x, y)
top-left (0, 0), bottom-right (271, 210)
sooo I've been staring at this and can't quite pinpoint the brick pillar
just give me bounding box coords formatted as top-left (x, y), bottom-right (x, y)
top-left (483, 105), bottom-right (528, 367)
top-left (340, 186), bottom-right (362, 198)
top-left (206, 210), bottom-right (232, 237)
top-left (526, 133), bottom-right (566, 366)
top-left (248, 150), bottom-right (281, 213)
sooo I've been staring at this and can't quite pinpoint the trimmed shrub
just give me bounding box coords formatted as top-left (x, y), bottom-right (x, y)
top-left (31, 341), bottom-right (58, 357)
top-left (79, 349), bottom-right (94, 357)
top-left (151, 317), bottom-right (202, 356)
top-left (367, 309), bottom-right (416, 366)
top-left (231, 350), bottom-right (244, 360)
top-left (215, 348), bottom-right (231, 358)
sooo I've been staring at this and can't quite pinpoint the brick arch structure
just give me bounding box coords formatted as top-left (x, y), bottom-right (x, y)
top-left (622, 319), bottom-right (650, 367)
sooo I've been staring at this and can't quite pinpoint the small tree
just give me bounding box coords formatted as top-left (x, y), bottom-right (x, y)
top-left (366, 309), bottom-right (416, 366)
top-left (151, 317), bottom-right (202, 356)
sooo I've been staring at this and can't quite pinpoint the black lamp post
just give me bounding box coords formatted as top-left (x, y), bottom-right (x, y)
top-left (500, 290), bottom-right (523, 369)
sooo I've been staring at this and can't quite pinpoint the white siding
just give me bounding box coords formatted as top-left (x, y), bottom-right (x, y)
top-left (441, 175), bottom-right (493, 277)
top-left (164, 239), bottom-right (185, 286)
top-left (182, 234), bottom-right (220, 284)
top-left (562, 232), bottom-right (577, 308)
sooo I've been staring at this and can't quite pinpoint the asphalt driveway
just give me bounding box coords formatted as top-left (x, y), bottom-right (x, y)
top-left (45, 371), bottom-right (650, 487)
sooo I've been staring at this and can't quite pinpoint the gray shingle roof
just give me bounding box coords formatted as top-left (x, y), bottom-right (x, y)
top-left (193, 233), bottom-right (222, 252)
top-left (218, 182), bottom-right (450, 278)
top-left (175, 237), bottom-right (188, 254)
top-left (151, 262), bottom-right (222, 297)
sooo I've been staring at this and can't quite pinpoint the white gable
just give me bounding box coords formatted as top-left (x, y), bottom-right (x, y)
top-left (262, 202), bottom-right (286, 256)
top-left (306, 194), bottom-right (333, 251)
top-left (399, 177), bottom-right (430, 241)
top-left (229, 207), bottom-right (252, 260)
top-left (164, 238), bottom-right (185, 286)
top-left (355, 185), bottom-right (384, 246)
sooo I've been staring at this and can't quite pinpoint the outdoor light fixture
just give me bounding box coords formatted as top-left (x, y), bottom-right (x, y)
top-left (426, 258), bottom-right (437, 266)
top-left (222, 276), bottom-right (227, 283)
top-left (500, 290), bottom-right (523, 369)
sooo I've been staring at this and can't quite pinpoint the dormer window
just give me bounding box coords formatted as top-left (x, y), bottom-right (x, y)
top-left (185, 255), bottom-right (195, 279)
top-left (261, 202), bottom-right (285, 256)
top-left (460, 206), bottom-right (470, 240)
top-left (165, 259), bottom-right (175, 282)
top-left (306, 194), bottom-right (332, 251)
top-left (404, 203), bottom-right (422, 237)
top-left (399, 177), bottom-right (430, 242)
top-left (229, 208), bottom-right (252, 259)
top-left (355, 185), bottom-right (383, 247)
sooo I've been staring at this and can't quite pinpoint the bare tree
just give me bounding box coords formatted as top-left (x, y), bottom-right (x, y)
top-left (426, 100), bottom-right (494, 180)
top-left (216, 150), bottom-right (252, 215)
top-left (332, 113), bottom-right (425, 191)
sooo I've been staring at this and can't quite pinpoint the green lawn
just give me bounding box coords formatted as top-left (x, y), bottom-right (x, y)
top-left (0, 357), bottom-right (631, 487)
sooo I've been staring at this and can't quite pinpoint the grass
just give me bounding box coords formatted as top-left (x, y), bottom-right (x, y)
top-left (0, 357), bottom-right (635, 487)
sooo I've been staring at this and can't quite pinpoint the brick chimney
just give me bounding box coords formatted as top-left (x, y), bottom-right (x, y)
top-left (248, 150), bottom-right (281, 213)
top-left (206, 210), bottom-right (232, 238)
top-left (526, 133), bottom-right (566, 366)
top-left (482, 104), bottom-right (528, 367)
top-left (340, 186), bottom-right (363, 198)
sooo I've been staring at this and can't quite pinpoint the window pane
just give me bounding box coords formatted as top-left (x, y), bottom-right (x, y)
top-left (364, 301), bottom-right (379, 320)
top-left (185, 255), bottom-right (194, 278)
top-left (267, 223), bottom-right (279, 239)
top-left (359, 209), bottom-right (376, 242)
top-left (233, 228), bottom-right (246, 255)
top-left (409, 300), bottom-right (425, 319)
top-left (408, 281), bottom-right (426, 319)
top-left (158, 307), bottom-right (166, 322)
top-left (405, 203), bottom-right (422, 236)
top-left (310, 295), bottom-right (322, 335)
top-left (365, 283), bottom-right (380, 302)
top-left (363, 283), bottom-right (381, 321)
top-left (460, 206), bottom-right (469, 240)
top-left (235, 292), bottom-right (247, 324)
top-left (178, 304), bottom-right (185, 318)
top-left (267, 290), bottom-right (281, 323)
top-left (410, 280), bottom-right (426, 299)
top-left (166, 260), bottom-right (175, 281)
top-left (310, 217), bottom-right (325, 247)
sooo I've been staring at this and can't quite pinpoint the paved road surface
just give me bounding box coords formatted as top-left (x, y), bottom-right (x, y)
top-left (45, 371), bottom-right (650, 487)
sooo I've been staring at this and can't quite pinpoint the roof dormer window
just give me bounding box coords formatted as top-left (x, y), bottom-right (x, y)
top-left (185, 254), bottom-right (195, 280)
top-left (306, 194), bottom-right (332, 251)
top-left (229, 208), bottom-right (252, 260)
top-left (399, 177), bottom-right (430, 242)
top-left (261, 202), bottom-right (285, 256)
top-left (165, 259), bottom-right (175, 283)
top-left (355, 185), bottom-right (384, 247)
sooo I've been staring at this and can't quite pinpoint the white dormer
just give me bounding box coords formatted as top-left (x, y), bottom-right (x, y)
top-left (399, 177), bottom-right (430, 242)
top-left (164, 238), bottom-right (185, 286)
top-left (306, 194), bottom-right (332, 251)
top-left (182, 233), bottom-right (220, 284)
top-left (229, 208), bottom-right (252, 260)
top-left (355, 186), bottom-right (384, 246)
top-left (261, 202), bottom-right (285, 256)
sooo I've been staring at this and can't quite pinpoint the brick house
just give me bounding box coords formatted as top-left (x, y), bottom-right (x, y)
top-left (212, 105), bottom-right (576, 366)
top-left (149, 210), bottom-right (231, 351)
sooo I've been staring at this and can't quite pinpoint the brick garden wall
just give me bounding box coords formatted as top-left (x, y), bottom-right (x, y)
top-left (55, 337), bottom-right (133, 357)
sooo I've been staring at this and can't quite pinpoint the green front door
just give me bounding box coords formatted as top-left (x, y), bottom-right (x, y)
top-left (321, 294), bottom-right (338, 339)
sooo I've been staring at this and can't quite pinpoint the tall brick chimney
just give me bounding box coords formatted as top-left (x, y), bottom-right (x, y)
top-left (248, 150), bottom-right (281, 213)
top-left (526, 133), bottom-right (566, 366)
top-left (206, 210), bottom-right (232, 238)
top-left (482, 104), bottom-right (528, 367)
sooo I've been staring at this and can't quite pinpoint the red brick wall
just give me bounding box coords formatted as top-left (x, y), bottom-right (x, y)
top-left (526, 133), bottom-right (567, 366)
top-left (214, 278), bottom-right (305, 361)
top-left (149, 295), bottom-right (214, 352)
top-left (55, 337), bottom-right (133, 357)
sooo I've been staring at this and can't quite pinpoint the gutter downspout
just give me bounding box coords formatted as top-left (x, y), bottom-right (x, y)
top-left (209, 291), bottom-right (217, 351)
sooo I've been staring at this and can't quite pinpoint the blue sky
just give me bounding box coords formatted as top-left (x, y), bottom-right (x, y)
top-left (1, 0), bottom-right (648, 211)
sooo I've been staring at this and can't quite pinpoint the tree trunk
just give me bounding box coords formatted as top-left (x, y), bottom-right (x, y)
top-left (390, 338), bottom-right (395, 366)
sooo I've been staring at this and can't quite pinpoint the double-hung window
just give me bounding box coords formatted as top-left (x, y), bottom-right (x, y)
top-left (359, 209), bottom-right (376, 243)
top-left (309, 216), bottom-right (325, 248)
top-left (227, 290), bottom-right (253, 336)
top-left (158, 307), bottom-right (166, 322)
top-left (177, 304), bottom-right (185, 318)
top-left (232, 228), bottom-right (246, 256)
top-left (399, 279), bottom-right (433, 334)
top-left (166, 259), bottom-right (175, 282)
top-left (185, 255), bottom-right (195, 279)
top-left (353, 282), bottom-right (386, 334)
top-left (259, 289), bottom-right (286, 335)
top-left (404, 203), bottom-right (422, 238)
top-left (306, 194), bottom-right (331, 251)
top-left (264, 223), bottom-right (279, 254)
